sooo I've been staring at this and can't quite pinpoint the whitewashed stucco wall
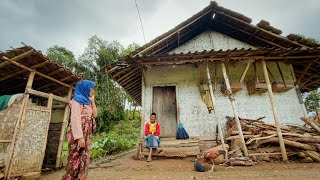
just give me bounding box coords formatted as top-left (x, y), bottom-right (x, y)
top-left (142, 65), bottom-right (305, 140)
top-left (142, 30), bottom-right (305, 140)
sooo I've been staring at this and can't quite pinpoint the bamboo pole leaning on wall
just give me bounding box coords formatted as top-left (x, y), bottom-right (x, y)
top-left (261, 60), bottom-right (288, 162)
top-left (289, 64), bottom-right (308, 117)
top-left (206, 63), bottom-right (228, 159)
top-left (55, 88), bottom-right (73, 169)
top-left (221, 63), bottom-right (249, 157)
top-left (5, 71), bottom-right (35, 179)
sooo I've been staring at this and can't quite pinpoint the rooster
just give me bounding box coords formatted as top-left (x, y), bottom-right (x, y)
top-left (195, 150), bottom-right (226, 172)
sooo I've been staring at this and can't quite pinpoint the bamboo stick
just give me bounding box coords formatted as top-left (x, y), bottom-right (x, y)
top-left (239, 62), bottom-right (251, 83)
top-left (206, 63), bottom-right (228, 159)
top-left (257, 138), bottom-right (316, 151)
top-left (55, 88), bottom-right (73, 169)
top-left (0, 140), bottom-right (12, 143)
top-left (39, 93), bottom-right (53, 170)
top-left (261, 60), bottom-right (288, 162)
top-left (5, 71), bottom-right (35, 179)
top-left (246, 134), bottom-right (277, 144)
top-left (221, 62), bottom-right (248, 157)
top-left (300, 117), bottom-right (320, 135)
top-left (140, 71), bottom-right (146, 138)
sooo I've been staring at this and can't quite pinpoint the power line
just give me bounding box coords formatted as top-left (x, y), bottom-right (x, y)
top-left (134, 0), bottom-right (146, 44)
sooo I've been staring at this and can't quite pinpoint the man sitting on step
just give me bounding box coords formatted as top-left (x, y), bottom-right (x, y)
top-left (144, 112), bottom-right (161, 162)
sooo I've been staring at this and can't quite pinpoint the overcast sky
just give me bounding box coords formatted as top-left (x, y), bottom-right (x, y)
top-left (0, 0), bottom-right (319, 57)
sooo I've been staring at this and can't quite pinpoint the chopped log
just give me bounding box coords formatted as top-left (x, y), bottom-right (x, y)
top-left (286, 137), bottom-right (320, 144)
top-left (230, 160), bottom-right (256, 166)
top-left (248, 147), bottom-right (294, 154)
top-left (298, 152), bottom-right (307, 158)
top-left (314, 144), bottom-right (320, 152)
top-left (258, 138), bottom-right (317, 151)
top-left (304, 151), bottom-right (320, 162)
top-left (231, 131), bottom-right (252, 135)
top-left (226, 134), bottom-right (261, 140)
top-left (300, 157), bottom-right (313, 163)
top-left (246, 134), bottom-right (277, 144)
top-left (301, 117), bottom-right (320, 135)
top-left (264, 131), bottom-right (315, 138)
top-left (229, 157), bottom-right (250, 161)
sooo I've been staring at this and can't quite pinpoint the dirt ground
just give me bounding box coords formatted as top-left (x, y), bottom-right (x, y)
top-left (41, 151), bottom-right (320, 180)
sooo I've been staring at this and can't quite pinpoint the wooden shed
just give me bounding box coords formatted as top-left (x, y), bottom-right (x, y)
top-left (105, 1), bottom-right (320, 160)
top-left (0, 46), bottom-right (81, 179)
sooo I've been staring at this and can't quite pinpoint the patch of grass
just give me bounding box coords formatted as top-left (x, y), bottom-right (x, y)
top-left (90, 117), bottom-right (140, 159)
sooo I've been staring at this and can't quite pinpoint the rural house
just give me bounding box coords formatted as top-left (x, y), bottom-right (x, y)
top-left (105, 1), bottom-right (320, 158)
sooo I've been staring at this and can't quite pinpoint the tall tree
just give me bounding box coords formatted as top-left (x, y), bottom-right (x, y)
top-left (77, 35), bottom-right (140, 132)
top-left (46, 45), bottom-right (77, 71)
top-left (304, 90), bottom-right (320, 120)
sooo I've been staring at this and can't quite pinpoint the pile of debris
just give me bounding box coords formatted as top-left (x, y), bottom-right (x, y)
top-left (225, 116), bottom-right (320, 163)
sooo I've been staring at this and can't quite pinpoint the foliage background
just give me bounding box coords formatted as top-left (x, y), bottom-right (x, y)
top-left (47, 35), bottom-right (141, 159)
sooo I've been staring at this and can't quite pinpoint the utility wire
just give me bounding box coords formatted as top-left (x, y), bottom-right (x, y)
top-left (134, 0), bottom-right (147, 43)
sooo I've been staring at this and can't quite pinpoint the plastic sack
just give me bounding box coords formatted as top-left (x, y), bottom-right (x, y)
top-left (176, 122), bottom-right (189, 139)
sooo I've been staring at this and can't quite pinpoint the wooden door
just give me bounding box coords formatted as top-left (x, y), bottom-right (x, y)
top-left (152, 86), bottom-right (177, 137)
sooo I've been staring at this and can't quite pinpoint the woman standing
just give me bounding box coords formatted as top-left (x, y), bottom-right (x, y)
top-left (62, 80), bottom-right (97, 180)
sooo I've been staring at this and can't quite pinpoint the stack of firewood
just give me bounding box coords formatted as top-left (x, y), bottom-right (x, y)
top-left (225, 116), bottom-right (320, 163)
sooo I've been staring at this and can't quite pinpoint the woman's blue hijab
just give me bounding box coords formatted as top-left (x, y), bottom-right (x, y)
top-left (73, 80), bottom-right (96, 105)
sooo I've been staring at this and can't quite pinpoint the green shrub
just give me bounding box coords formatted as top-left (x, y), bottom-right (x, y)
top-left (90, 117), bottom-right (140, 159)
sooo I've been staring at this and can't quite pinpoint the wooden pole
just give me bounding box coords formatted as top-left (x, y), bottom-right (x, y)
top-left (55, 88), bottom-right (73, 169)
top-left (206, 63), bottom-right (228, 159)
top-left (239, 62), bottom-right (251, 83)
top-left (5, 71), bottom-right (35, 179)
top-left (39, 93), bottom-right (53, 170)
top-left (221, 63), bottom-right (249, 157)
top-left (289, 64), bottom-right (308, 117)
top-left (300, 117), bottom-right (320, 135)
top-left (261, 60), bottom-right (288, 161)
top-left (140, 70), bottom-right (146, 138)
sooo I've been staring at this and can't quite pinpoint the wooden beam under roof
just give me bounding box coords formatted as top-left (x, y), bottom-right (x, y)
top-left (116, 67), bottom-right (141, 83)
top-left (119, 73), bottom-right (141, 87)
top-left (2, 56), bottom-right (73, 88)
top-left (112, 66), bottom-right (139, 78)
top-left (6, 68), bottom-right (66, 91)
top-left (0, 61), bottom-right (48, 82)
top-left (38, 75), bottom-right (74, 91)
top-left (138, 55), bottom-right (320, 65)
top-left (296, 61), bottom-right (313, 85)
top-left (0, 49), bottom-right (34, 68)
